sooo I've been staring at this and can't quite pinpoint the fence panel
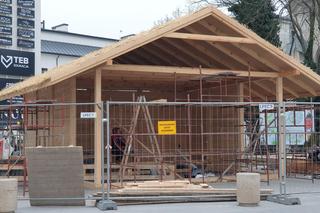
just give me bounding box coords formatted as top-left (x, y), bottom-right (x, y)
top-left (1, 100), bottom-right (318, 202)
top-left (107, 101), bottom-right (280, 186)
top-left (0, 102), bottom-right (101, 204)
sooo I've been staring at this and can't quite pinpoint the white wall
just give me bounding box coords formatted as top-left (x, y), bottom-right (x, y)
top-left (279, 19), bottom-right (303, 63)
top-left (41, 53), bottom-right (78, 71)
top-left (279, 20), bottom-right (292, 54)
top-left (41, 30), bottom-right (116, 47)
top-left (39, 30), bottom-right (117, 72)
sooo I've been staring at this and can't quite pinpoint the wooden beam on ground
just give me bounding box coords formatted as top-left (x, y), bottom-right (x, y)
top-left (164, 32), bottom-right (256, 44)
top-left (103, 64), bottom-right (281, 78)
top-left (94, 68), bottom-right (102, 187)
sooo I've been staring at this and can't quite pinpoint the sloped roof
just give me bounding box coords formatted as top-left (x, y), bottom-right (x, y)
top-left (41, 40), bottom-right (101, 57)
top-left (1, 6), bottom-right (320, 100)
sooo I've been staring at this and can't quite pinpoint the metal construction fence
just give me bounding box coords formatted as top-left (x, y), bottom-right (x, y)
top-left (106, 101), bottom-right (279, 186)
top-left (0, 101), bottom-right (319, 202)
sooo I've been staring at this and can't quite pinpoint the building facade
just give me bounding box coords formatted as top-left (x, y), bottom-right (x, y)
top-left (40, 24), bottom-right (117, 73)
top-left (0, 0), bottom-right (117, 104)
top-left (278, 1), bottom-right (320, 71)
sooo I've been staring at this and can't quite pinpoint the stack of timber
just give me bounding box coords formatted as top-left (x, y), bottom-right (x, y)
top-left (93, 180), bottom-right (273, 205)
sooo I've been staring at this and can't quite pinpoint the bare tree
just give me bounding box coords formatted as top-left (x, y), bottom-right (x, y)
top-left (154, 0), bottom-right (216, 26)
top-left (191, 0), bottom-right (320, 71)
top-left (278, 0), bottom-right (319, 70)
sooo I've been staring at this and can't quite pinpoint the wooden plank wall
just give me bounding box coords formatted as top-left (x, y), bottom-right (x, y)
top-left (24, 78), bottom-right (76, 148)
top-left (188, 83), bottom-right (242, 173)
top-left (23, 76), bottom-right (243, 177)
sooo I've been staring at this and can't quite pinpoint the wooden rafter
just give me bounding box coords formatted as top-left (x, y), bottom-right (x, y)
top-left (1, 7), bottom-right (320, 101)
top-left (161, 38), bottom-right (212, 67)
top-left (194, 21), bottom-right (273, 71)
top-left (165, 39), bottom-right (229, 69)
top-left (139, 46), bottom-right (176, 66)
top-left (131, 49), bottom-right (161, 65)
top-left (252, 81), bottom-right (275, 97)
top-left (185, 26), bottom-right (251, 70)
top-left (243, 84), bottom-right (265, 101)
top-left (173, 39), bottom-right (239, 70)
top-left (287, 76), bottom-right (317, 96)
top-left (268, 79), bottom-right (299, 98)
top-left (164, 32), bottom-right (256, 44)
top-left (150, 41), bottom-right (195, 67)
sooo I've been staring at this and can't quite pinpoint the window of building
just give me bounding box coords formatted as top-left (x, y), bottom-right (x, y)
top-left (42, 68), bottom-right (48, 73)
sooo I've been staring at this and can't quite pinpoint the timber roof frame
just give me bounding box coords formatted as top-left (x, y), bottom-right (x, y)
top-left (1, 6), bottom-right (320, 100)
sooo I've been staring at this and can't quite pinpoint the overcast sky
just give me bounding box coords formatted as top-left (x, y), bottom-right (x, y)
top-left (41, 0), bottom-right (189, 39)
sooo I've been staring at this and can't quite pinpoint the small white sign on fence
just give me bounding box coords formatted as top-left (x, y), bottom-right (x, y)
top-left (80, 112), bottom-right (96, 119)
top-left (259, 104), bottom-right (275, 112)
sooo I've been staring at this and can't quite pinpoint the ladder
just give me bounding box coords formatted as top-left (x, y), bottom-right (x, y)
top-left (119, 96), bottom-right (164, 184)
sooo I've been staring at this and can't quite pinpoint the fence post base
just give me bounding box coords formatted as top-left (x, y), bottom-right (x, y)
top-left (97, 200), bottom-right (117, 211)
top-left (267, 195), bottom-right (301, 205)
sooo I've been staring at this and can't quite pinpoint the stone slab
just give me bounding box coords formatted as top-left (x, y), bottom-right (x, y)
top-left (26, 146), bottom-right (85, 206)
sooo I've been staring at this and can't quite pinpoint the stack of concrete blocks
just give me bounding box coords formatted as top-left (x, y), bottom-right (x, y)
top-left (0, 179), bottom-right (17, 212)
top-left (26, 146), bottom-right (85, 206)
top-left (236, 173), bottom-right (260, 206)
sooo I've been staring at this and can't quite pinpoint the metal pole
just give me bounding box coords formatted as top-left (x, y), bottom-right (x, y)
top-left (279, 102), bottom-right (286, 196)
top-left (106, 101), bottom-right (111, 200)
top-left (267, 102), bottom-right (300, 205)
top-left (283, 102), bottom-right (287, 196)
top-left (199, 66), bottom-right (205, 184)
top-left (100, 102), bottom-right (105, 201)
top-left (97, 101), bottom-right (117, 210)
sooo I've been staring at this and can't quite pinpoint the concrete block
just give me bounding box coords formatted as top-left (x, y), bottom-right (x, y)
top-left (26, 146), bottom-right (85, 206)
top-left (236, 172), bottom-right (260, 206)
top-left (0, 178), bottom-right (17, 213)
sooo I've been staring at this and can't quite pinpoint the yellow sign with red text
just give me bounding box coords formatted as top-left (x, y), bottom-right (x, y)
top-left (158, 121), bottom-right (176, 135)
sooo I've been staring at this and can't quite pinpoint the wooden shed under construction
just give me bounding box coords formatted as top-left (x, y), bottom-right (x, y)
top-left (1, 6), bottom-right (320, 186)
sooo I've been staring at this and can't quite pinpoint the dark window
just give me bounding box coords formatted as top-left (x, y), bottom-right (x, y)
top-left (41, 68), bottom-right (48, 73)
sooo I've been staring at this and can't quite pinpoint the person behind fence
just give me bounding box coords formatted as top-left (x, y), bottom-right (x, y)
top-left (111, 127), bottom-right (126, 162)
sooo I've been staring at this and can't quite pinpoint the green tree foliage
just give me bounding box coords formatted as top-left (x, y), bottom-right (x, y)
top-left (223, 0), bottom-right (281, 47)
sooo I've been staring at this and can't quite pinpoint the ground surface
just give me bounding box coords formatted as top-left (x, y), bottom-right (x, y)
top-left (16, 178), bottom-right (320, 213)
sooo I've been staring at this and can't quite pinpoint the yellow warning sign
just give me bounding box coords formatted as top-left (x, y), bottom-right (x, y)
top-left (158, 121), bottom-right (177, 135)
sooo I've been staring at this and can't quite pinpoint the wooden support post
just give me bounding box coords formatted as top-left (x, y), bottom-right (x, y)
top-left (238, 82), bottom-right (245, 153)
top-left (276, 77), bottom-right (283, 102)
top-left (69, 77), bottom-right (77, 146)
top-left (94, 68), bottom-right (102, 187)
top-left (276, 77), bottom-right (285, 185)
